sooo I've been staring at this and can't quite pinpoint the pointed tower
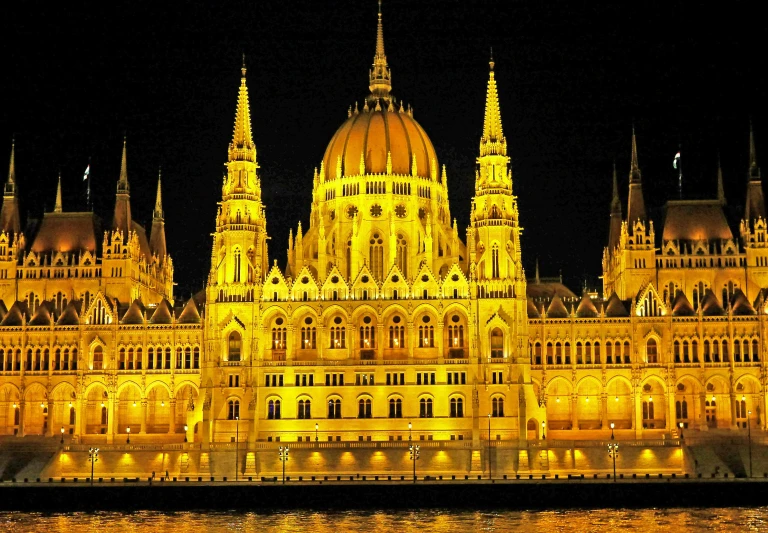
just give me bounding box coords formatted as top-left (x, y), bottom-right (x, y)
top-left (607, 162), bottom-right (622, 252)
top-left (717, 154), bottom-right (726, 205)
top-left (602, 129), bottom-right (656, 300)
top-left (368, 0), bottom-right (392, 101)
top-left (112, 137), bottom-right (132, 238)
top-left (54, 174), bottom-right (63, 213)
top-left (626, 127), bottom-right (646, 225)
top-left (149, 169), bottom-right (167, 263)
top-left (744, 124), bottom-right (765, 224)
top-left (1, 138), bottom-right (20, 235)
top-left (209, 58), bottom-right (269, 288)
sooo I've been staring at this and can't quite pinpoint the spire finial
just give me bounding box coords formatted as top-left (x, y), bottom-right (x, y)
top-left (611, 161), bottom-right (621, 214)
top-left (368, 0), bottom-right (392, 100)
top-left (229, 60), bottom-right (257, 163)
top-left (717, 152), bottom-right (726, 205)
top-left (749, 120), bottom-right (760, 181)
top-left (54, 173), bottom-right (63, 213)
top-left (118, 135), bottom-right (129, 190)
top-left (154, 167), bottom-right (164, 219)
top-left (7, 136), bottom-right (15, 186)
top-left (480, 57), bottom-right (506, 157)
top-left (489, 47), bottom-right (494, 71)
top-left (629, 125), bottom-right (641, 183)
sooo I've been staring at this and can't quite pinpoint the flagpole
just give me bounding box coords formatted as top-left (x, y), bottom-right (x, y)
top-left (677, 145), bottom-right (682, 199)
top-left (86, 157), bottom-right (91, 210)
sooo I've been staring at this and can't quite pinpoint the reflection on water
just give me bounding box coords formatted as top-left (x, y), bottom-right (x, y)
top-left (1, 508), bottom-right (768, 533)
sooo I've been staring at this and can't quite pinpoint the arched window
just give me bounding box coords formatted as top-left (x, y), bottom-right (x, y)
top-left (448, 323), bottom-right (465, 348)
top-left (193, 347), bottom-right (200, 369)
top-left (623, 341), bottom-right (631, 364)
top-left (301, 325), bottom-right (317, 349)
top-left (228, 331), bottom-right (242, 361)
top-left (388, 398), bottom-right (402, 418)
top-left (389, 317), bottom-right (405, 348)
top-left (359, 323), bottom-right (376, 349)
top-left (674, 340), bottom-right (681, 363)
top-left (268, 399), bottom-right (281, 420)
top-left (233, 248), bottom-right (241, 283)
top-left (326, 398), bottom-right (340, 419)
top-left (358, 398), bottom-right (372, 418)
top-left (92, 346), bottom-right (104, 371)
top-left (492, 397), bottom-right (505, 417)
top-left (227, 399), bottom-right (240, 420)
top-left (490, 328), bottom-right (504, 358)
top-left (450, 397), bottom-right (464, 417)
top-left (753, 339), bottom-right (760, 362)
top-left (491, 244), bottom-right (500, 278)
top-left (418, 324), bottom-right (434, 348)
top-left (329, 324), bottom-right (346, 348)
top-left (272, 324), bottom-right (287, 350)
top-left (369, 233), bottom-right (384, 281)
top-left (419, 397), bottom-right (433, 418)
top-left (396, 234), bottom-right (408, 278)
top-left (298, 399), bottom-right (312, 419)
top-left (646, 339), bottom-right (658, 364)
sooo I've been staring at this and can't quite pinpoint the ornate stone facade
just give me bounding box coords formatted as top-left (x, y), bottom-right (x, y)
top-left (0, 4), bottom-right (765, 455)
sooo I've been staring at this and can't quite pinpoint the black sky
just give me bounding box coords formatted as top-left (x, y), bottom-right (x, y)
top-left (1, 0), bottom-right (765, 297)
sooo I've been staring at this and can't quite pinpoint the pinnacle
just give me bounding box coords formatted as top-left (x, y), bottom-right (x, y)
top-left (119, 136), bottom-right (129, 187)
top-left (54, 173), bottom-right (63, 213)
top-left (7, 137), bottom-right (15, 186)
top-left (154, 168), bottom-right (164, 219)
top-left (229, 63), bottom-right (257, 163)
top-left (629, 126), bottom-right (642, 183)
top-left (480, 60), bottom-right (506, 157)
top-left (368, 0), bottom-right (392, 99)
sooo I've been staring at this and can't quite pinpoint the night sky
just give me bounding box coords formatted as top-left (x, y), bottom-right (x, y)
top-left (2, 0), bottom-right (764, 298)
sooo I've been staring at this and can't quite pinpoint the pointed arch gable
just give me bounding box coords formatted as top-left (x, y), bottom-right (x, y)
top-left (83, 292), bottom-right (115, 325)
top-left (635, 282), bottom-right (667, 317)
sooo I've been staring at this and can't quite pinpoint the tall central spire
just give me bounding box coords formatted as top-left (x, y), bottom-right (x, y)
top-left (626, 127), bottom-right (646, 224)
top-left (1, 138), bottom-right (20, 234)
top-left (480, 54), bottom-right (506, 157)
top-left (229, 55), bottom-right (257, 164)
top-left (368, 0), bottom-right (392, 100)
top-left (112, 138), bottom-right (132, 237)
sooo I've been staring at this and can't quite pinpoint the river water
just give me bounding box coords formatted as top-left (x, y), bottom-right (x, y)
top-left (1, 508), bottom-right (766, 532)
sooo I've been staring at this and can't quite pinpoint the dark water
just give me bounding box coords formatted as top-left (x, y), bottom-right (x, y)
top-left (1, 508), bottom-right (767, 532)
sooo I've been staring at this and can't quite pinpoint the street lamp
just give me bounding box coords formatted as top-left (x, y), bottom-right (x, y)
top-left (184, 425), bottom-right (188, 443)
top-left (126, 426), bottom-right (131, 444)
top-left (60, 426), bottom-right (64, 445)
top-left (278, 446), bottom-right (289, 484)
top-left (235, 416), bottom-right (239, 481)
top-left (315, 423), bottom-right (319, 443)
top-left (541, 421), bottom-right (546, 440)
top-left (748, 410), bottom-right (753, 478)
top-left (409, 442), bottom-right (420, 483)
top-left (678, 421), bottom-right (684, 439)
top-left (607, 423), bottom-right (618, 482)
top-left (88, 447), bottom-right (99, 486)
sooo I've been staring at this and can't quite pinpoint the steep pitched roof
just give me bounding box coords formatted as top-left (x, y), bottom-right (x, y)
top-left (701, 289), bottom-right (725, 316)
top-left (671, 291), bottom-right (695, 316)
top-left (575, 292), bottom-right (598, 318)
top-left (28, 301), bottom-right (54, 326)
top-left (527, 298), bottom-right (541, 318)
top-left (1, 301), bottom-right (29, 326)
top-left (121, 299), bottom-right (146, 325)
top-left (731, 289), bottom-right (756, 316)
top-left (56, 300), bottom-right (81, 326)
top-left (149, 299), bottom-right (173, 324)
top-left (30, 212), bottom-right (101, 253)
top-left (0, 300), bottom-right (7, 323)
top-left (604, 292), bottom-right (629, 317)
top-left (177, 298), bottom-right (201, 324)
top-left (662, 200), bottom-right (733, 241)
top-left (546, 295), bottom-right (569, 318)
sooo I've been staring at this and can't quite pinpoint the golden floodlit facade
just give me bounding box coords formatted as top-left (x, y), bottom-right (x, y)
top-left (1, 3), bottom-right (767, 471)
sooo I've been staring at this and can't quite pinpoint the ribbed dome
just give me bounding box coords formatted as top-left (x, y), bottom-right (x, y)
top-left (322, 103), bottom-right (438, 180)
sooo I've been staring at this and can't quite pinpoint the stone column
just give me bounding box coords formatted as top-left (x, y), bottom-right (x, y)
top-left (634, 391), bottom-right (644, 438)
top-left (667, 387), bottom-right (677, 432)
top-left (407, 322), bottom-right (415, 360)
top-left (140, 400), bottom-right (148, 434)
top-left (106, 397), bottom-right (115, 444)
top-left (600, 393), bottom-right (609, 430)
top-left (699, 393), bottom-right (708, 430)
top-left (570, 394), bottom-right (579, 431)
top-left (730, 393), bottom-right (738, 429)
top-left (46, 399), bottom-right (54, 437)
top-left (377, 324), bottom-right (384, 361)
top-left (18, 401), bottom-right (25, 437)
top-left (168, 399), bottom-right (177, 434)
top-left (437, 320), bottom-right (445, 362)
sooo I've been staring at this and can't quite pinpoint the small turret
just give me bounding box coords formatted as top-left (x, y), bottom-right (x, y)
top-left (1, 138), bottom-right (20, 234)
top-left (149, 168), bottom-right (167, 263)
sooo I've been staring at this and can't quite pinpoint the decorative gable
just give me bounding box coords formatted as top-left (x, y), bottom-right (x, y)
top-left (264, 262), bottom-right (291, 302)
top-left (321, 264), bottom-right (349, 301)
top-left (381, 264), bottom-right (409, 299)
top-left (291, 265), bottom-right (320, 302)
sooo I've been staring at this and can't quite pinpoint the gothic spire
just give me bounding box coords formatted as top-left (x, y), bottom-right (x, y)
top-left (717, 154), bottom-right (726, 205)
top-left (150, 167), bottom-right (167, 263)
top-left (368, 0), bottom-right (392, 100)
top-left (228, 56), bottom-right (257, 163)
top-left (626, 127), bottom-right (647, 224)
top-left (1, 138), bottom-right (20, 234)
top-left (54, 173), bottom-right (63, 213)
top-left (611, 161), bottom-right (621, 214)
top-left (608, 162), bottom-right (623, 252)
top-left (745, 123), bottom-right (765, 223)
top-left (112, 138), bottom-right (132, 236)
top-left (480, 54), bottom-right (506, 157)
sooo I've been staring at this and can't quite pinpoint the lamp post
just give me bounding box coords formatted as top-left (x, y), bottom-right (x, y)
top-left (60, 426), bottom-right (64, 445)
top-left (184, 425), bottom-right (188, 443)
top-left (409, 442), bottom-right (420, 483)
top-left (607, 423), bottom-right (618, 482)
top-left (278, 446), bottom-right (289, 484)
top-left (541, 421), bottom-right (546, 440)
top-left (748, 410), bottom-right (753, 478)
top-left (678, 421), bottom-right (684, 439)
top-left (88, 447), bottom-right (99, 486)
top-left (235, 416), bottom-right (239, 481)
top-left (315, 423), bottom-right (319, 443)
top-left (126, 426), bottom-right (131, 444)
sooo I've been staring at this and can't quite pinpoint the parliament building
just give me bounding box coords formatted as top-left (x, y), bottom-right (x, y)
top-left (1, 4), bottom-right (765, 459)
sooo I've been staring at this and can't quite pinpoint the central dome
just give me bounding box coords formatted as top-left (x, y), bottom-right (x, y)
top-left (322, 102), bottom-right (438, 180)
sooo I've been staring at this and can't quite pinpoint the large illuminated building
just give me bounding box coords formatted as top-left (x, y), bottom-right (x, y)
top-left (0, 4), bottom-right (765, 475)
